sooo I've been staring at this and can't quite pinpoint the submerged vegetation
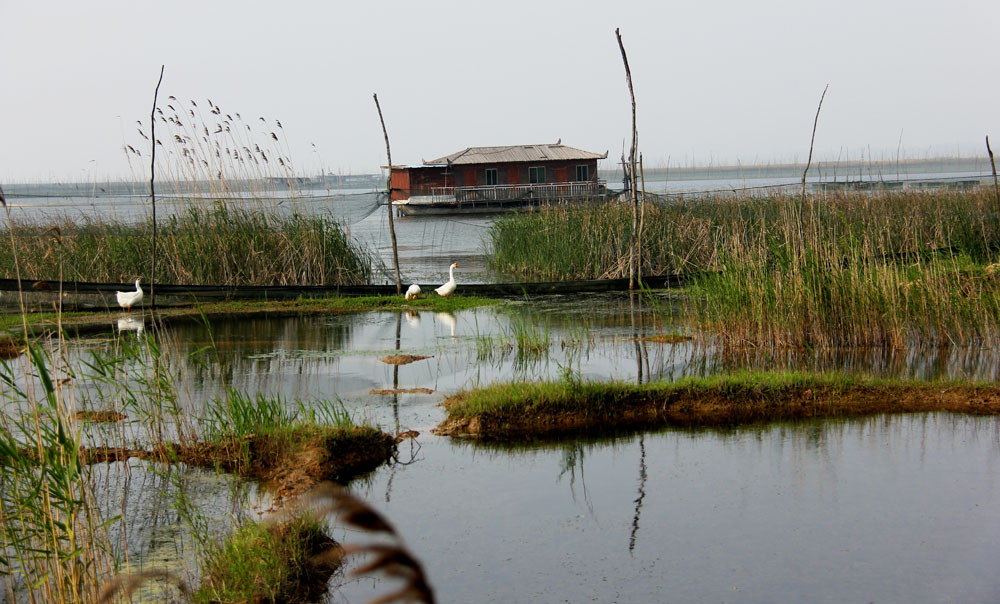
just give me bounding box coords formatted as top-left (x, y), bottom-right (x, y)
top-left (436, 371), bottom-right (1000, 439)
top-left (489, 189), bottom-right (1000, 348)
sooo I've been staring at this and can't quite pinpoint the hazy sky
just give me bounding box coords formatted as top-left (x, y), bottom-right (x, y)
top-left (3, 0), bottom-right (998, 181)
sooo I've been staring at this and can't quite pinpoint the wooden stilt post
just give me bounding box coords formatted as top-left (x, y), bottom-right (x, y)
top-left (616, 28), bottom-right (639, 289)
top-left (150, 65), bottom-right (164, 308)
top-left (373, 93), bottom-right (402, 294)
top-left (987, 136), bottom-right (999, 223)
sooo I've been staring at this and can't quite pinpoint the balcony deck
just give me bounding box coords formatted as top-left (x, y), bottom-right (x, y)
top-left (394, 180), bottom-right (613, 215)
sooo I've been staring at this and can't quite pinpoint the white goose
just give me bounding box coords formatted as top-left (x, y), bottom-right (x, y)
top-left (405, 283), bottom-right (421, 301)
top-left (434, 262), bottom-right (459, 298)
top-left (116, 278), bottom-right (143, 311)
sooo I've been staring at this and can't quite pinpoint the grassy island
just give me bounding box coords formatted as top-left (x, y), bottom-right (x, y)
top-left (436, 371), bottom-right (1000, 439)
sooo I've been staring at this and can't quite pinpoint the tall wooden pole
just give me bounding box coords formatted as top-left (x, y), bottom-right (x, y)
top-left (373, 93), bottom-right (402, 294)
top-left (150, 65), bottom-right (164, 308)
top-left (616, 28), bottom-right (639, 289)
top-left (987, 136), bottom-right (999, 221)
top-left (801, 84), bottom-right (829, 198)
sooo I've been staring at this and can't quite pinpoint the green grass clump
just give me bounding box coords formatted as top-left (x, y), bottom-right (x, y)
top-left (439, 370), bottom-right (1000, 438)
top-left (193, 515), bottom-right (336, 604)
top-left (203, 389), bottom-right (353, 442)
top-left (0, 203), bottom-right (373, 286)
top-left (443, 370), bottom-right (866, 418)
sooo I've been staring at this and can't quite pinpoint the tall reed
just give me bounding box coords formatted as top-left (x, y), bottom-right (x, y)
top-left (2, 96), bottom-right (374, 287)
top-left (0, 205), bottom-right (372, 286)
top-left (488, 190), bottom-right (999, 280)
top-left (488, 189), bottom-right (1000, 348)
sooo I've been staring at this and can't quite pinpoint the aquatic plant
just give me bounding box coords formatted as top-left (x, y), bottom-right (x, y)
top-left (0, 343), bottom-right (116, 602)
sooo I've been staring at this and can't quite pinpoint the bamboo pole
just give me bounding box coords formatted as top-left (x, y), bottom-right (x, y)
top-left (150, 65), bottom-right (164, 308)
top-left (616, 27), bottom-right (639, 289)
top-left (373, 93), bottom-right (402, 294)
top-left (801, 84), bottom-right (829, 198)
top-left (639, 153), bottom-right (647, 282)
top-left (987, 136), bottom-right (999, 219)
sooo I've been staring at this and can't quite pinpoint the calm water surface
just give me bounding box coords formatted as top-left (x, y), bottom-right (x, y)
top-left (9, 294), bottom-right (996, 603)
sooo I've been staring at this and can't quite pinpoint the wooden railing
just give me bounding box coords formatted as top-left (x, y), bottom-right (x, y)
top-left (411, 180), bottom-right (608, 204)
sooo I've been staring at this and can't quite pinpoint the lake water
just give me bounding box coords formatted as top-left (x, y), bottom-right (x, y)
top-left (4, 172), bottom-right (1000, 602)
top-left (6, 294), bottom-right (999, 603)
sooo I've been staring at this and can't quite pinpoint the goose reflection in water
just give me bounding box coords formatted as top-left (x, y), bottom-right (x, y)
top-left (435, 312), bottom-right (456, 337)
top-left (116, 317), bottom-right (144, 334)
top-left (404, 310), bottom-right (421, 329)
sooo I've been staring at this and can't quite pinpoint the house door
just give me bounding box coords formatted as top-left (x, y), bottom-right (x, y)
top-left (507, 166), bottom-right (520, 184)
top-left (555, 166), bottom-right (568, 183)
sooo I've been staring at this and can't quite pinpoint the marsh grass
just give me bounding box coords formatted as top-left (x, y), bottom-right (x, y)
top-left (0, 342), bottom-right (116, 603)
top-left (0, 205), bottom-right (372, 286)
top-left (4, 96), bottom-right (376, 288)
top-left (472, 312), bottom-right (550, 364)
top-left (489, 190), bottom-right (1000, 348)
top-left (436, 370), bottom-right (1000, 438)
top-left (192, 514), bottom-right (337, 604)
top-left (0, 323), bottom-right (391, 602)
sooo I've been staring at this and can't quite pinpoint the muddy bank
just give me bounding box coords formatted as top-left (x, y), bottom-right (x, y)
top-left (82, 427), bottom-right (395, 503)
top-left (435, 373), bottom-right (1000, 439)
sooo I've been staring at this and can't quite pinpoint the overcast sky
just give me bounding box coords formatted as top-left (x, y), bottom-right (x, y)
top-left (3, 0), bottom-right (998, 182)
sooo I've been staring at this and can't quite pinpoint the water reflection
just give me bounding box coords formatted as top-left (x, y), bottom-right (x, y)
top-left (7, 292), bottom-right (1000, 603)
top-left (117, 316), bottom-right (144, 334)
top-left (22, 292), bottom-right (1000, 449)
top-left (367, 413), bottom-right (1000, 603)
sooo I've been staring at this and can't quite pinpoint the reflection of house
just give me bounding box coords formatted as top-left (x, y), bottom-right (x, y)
top-left (389, 143), bottom-right (611, 215)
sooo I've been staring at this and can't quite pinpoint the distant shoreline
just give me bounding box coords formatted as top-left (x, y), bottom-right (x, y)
top-left (2, 156), bottom-right (994, 190)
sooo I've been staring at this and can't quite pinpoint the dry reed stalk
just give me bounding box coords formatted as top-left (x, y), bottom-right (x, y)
top-left (988, 135), bottom-right (999, 219)
top-left (615, 27), bottom-right (640, 289)
top-left (295, 483), bottom-right (435, 604)
top-left (801, 84), bottom-right (829, 198)
top-left (374, 93), bottom-right (402, 294)
top-left (150, 65), bottom-right (164, 307)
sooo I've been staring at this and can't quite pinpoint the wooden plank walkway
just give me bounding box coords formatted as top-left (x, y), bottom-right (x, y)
top-left (0, 275), bottom-right (693, 301)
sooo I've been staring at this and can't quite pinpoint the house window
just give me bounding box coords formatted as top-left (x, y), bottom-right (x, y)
top-left (529, 166), bottom-right (546, 184)
top-left (575, 165), bottom-right (589, 181)
top-left (485, 168), bottom-right (498, 186)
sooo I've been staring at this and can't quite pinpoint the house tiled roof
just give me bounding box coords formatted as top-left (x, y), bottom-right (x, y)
top-left (423, 144), bottom-right (607, 166)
